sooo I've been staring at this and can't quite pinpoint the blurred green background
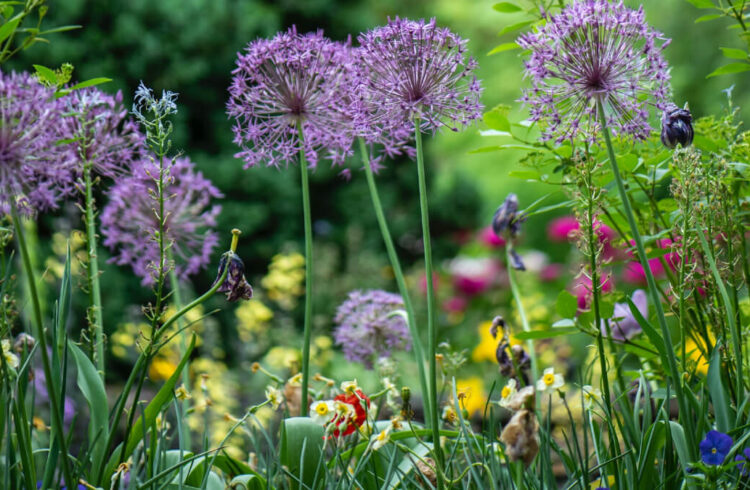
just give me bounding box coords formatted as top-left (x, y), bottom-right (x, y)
top-left (8, 0), bottom-right (750, 371)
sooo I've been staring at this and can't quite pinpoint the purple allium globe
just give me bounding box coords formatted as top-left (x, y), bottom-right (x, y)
top-left (0, 71), bottom-right (76, 216)
top-left (517, 0), bottom-right (671, 143)
top-left (356, 17), bottom-right (483, 136)
top-left (101, 156), bottom-right (222, 285)
top-left (63, 88), bottom-right (145, 178)
top-left (333, 290), bottom-right (411, 368)
top-left (227, 27), bottom-right (355, 169)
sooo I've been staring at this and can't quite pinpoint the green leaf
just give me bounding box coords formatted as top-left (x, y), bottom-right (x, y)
top-left (625, 296), bottom-right (671, 377)
top-left (69, 77), bottom-right (112, 90)
top-left (669, 422), bottom-right (694, 477)
top-left (556, 290), bottom-right (578, 319)
top-left (230, 474), bottom-right (266, 490)
top-left (0, 15), bottom-right (20, 44)
top-left (514, 326), bottom-right (578, 340)
top-left (493, 2), bottom-right (523, 12)
top-left (706, 62), bottom-right (750, 78)
top-left (599, 297), bottom-right (615, 320)
top-left (280, 417), bottom-right (325, 488)
top-left (707, 342), bottom-right (734, 433)
top-left (721, 47), bottom-right (747, 60)
top-left (68, 341), bottom-right (109, 472)
top-left (33, 64), bottom-right (57, 85)
top-left (686, 0), bottom-right (715, 8)
top-left (185, 454), bottom-right (263, 486)
top-left (488, 42), bottom-right (519, 55)
top-left (498, 20), bottom-right (535, 36)
top-left (695, 13), bottom-right (721, 22)
top-left (483, 104), bottom-right (511, 131)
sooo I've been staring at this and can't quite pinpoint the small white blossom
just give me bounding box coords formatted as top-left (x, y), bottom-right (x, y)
top-left (2, 340), bottom-right (18, 369)
top-left (498, 378), bottom-right (518, 408)
top-left (582, 385), bottom-right (602, 410)
top-left (371, 426), bottom-right (392, 450)
top-left (340, 379), bottom-right (359, 395)
top-left (265, 385), bottom-right (283, 410)
top-left (536, 367), bottom-right (564, 394)
top-left (310, 400), bottom-right (335, 425)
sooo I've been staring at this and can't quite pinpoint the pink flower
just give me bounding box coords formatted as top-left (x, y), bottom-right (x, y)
top-left (443, 296), bottom-right (468, 313)
top-left (572, 273), bottom-right (614, 310)
top-left (448, 257), bottom-right (499, 297)
top-left (622, 238), bottom-right (678, 285)
top-left (547, 216), bottom-right (579, 242)
top-left (540, 263), bottom-right (563, 282)
top-left (419, 272), bottom-right (440, 296)
top-left (479, 226), bottom-right (506, 248)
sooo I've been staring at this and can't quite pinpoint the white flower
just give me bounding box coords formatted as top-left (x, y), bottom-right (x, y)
top-left (341, 379), bottom-right (359, 394)
top-left (370, 426), bottom-right (392, 450)
top-left (2, 340), bottom-right (18, 369)
top-left (535, 367), bottom-right (564, 394)
top-left (582, 385), bottom-right (602, 410)
top-left (498, 378), bottom-right (518, 408)
top-left (265, 385), bottom-right (283, 410)
top-left (310, 400), bottom-right (335, 425)
top-left (442, 405), bottom-right (458, 424)
top-left (287, 373), bottom-right (302, 386)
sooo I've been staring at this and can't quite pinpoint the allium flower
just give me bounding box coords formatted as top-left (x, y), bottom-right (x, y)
top-left (333, 290), bottom-right (411, 368)
top-left (356, 17), bottom-right (483, 137)
top-left (661, 103), bottom-right (693, 149)
top-left (600, 289), bottom-right (648, 341)
top-left (518, 0), bottom-right (671, 143)
top-left (101, 156), bottom-right (222, 285)
top-left (0, 71), bottom-right (76, 216)
top-left (64, 88), bottom-right (144, 177)
top-left (536, 367), bottom-right (564, 394)
top-left (227, 27), bottom-right (355, 169)
top-left (700, 430), bottom-right (732, 465)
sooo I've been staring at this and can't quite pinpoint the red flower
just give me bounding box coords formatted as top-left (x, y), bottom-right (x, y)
top-left (330, 389), bottom-right (371, 437)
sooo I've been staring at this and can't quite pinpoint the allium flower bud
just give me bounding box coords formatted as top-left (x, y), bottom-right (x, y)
top-left (660, 103), bottom-right (693, 149)
top-left (213, 251), bottom-right (253, 302)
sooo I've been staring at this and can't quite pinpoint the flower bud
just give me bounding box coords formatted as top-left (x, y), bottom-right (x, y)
top-left (492, 194), bottom-right (522, 238)
top-left (660, 103), bottom-right (693, 149)
top-left (212, 251), bottom-right (253, 302)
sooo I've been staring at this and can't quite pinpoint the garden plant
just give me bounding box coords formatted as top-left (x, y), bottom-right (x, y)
top-left (2, 0), bottom-right (750, 488)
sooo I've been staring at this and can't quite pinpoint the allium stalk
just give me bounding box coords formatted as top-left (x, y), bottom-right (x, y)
top-left (298, 125), bottom-right (314, 417)
top-left (358, 138), bottom-right (431, 426)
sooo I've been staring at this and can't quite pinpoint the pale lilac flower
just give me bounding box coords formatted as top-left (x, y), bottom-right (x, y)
top-left (333, 290), bottom-right (411, 368)
top-left (101, 156), bottom-right (222, 285)
top-left (518, 0), bottom-right (671, 143)
top-left (356, 17), bottom-right (483, 136)
top-left (227, 27), bottom-right (356, 169)
top-left (600, 289), bottom-right (648, 341)
top-left (0, 71), bottom-right (76, 216)
top-left (64, 88), bottom-right (145, 177)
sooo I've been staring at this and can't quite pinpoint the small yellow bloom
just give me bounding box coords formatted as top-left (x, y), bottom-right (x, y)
top-left (149, 357), bottom-right (178, 381)
top-left (371, 427), bottom-right (391, 450)
top-left (2, 339), bottom-right (19, 369)
top-left (341, 379), bottom-right (359, 394)
top-left (442, 405), bottom-right (458, 424)
top-left (265, 385), bottom-right (283, 410)
top-left (175, 384), bottom-right (192, 401)
top-left (455, 376), bottom-right (486, 416)
top-left (310, 400), bottom-right (335, 425)
top-left (536, 367), bottom-right (564, 394)
top-left (499, 378), bottom-right (518, 408)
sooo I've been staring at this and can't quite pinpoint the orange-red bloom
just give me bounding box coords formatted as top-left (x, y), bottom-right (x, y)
top-left (330, 389), bottom-right (370, 437)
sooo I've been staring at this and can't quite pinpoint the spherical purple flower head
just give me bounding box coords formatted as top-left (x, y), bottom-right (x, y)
top-left (333, 289), bottom-right (411, 368)
top-left (356, 18), bottom-right (483, 136)
top-left (227, 27), bottom-right (356, 170)
top-left (517, 0), bottom-right (671, 144)
top-left (101, 156), bottom-right (222, 285)
top-left (63, 87), bottom-right (145, 178)
top-left (0, 71), bottom-right (76, 216)
top-left (700, 430), bottom-right (733, 466)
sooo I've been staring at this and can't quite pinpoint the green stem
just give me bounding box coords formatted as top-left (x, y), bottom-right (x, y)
top-left (83, 165), bottom-right (106, 381)
top-left (168, 261), bottom-right (191, 450)
top-left (298, 126), bottom-right (314, 418)
top-left (358, 138), bottom-right (431, 427)
top-left (505, 246), bottom-right (538, 384)
top-left (414, 120), bottom-right (444, 487)
top-left (10, 200), bottom-right (75, 487)
top-left (596, 100), bottom-right (692, 450)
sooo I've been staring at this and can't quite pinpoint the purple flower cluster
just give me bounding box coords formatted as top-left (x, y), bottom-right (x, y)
top-left (0, 71), bottom-right (76, 216)
top-left (518, 0), bottom-right (671, 143)
top-left (64, 88), bottom-right (145, 178)
top-left (227, 19), bottom-right (483, 172)
top-left (101, 156), bottom-right (222, 285)
top-left (333, 290), bottom-right (411, 368)
top-left (227, 27), bottom-right (356, 170)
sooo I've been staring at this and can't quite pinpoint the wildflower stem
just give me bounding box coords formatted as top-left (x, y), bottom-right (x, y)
top-left (83, 164), bottom-right (106, 381)
top-left (298, 125), bottom-right (314, 418)
top-left (9, 198), bottom-right (75, 488)
top-left (596, 100), bottom-right (692, 450)
top-left (505, 246), bottom-right (538, 383)
top-left (358, 138), bottom-right (431, 428)
top-left (168, 258), bottom-right (192, 450)
top-left (414, 119), bottom-right (445, 486)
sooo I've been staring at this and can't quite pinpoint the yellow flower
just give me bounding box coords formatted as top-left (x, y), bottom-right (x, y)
top-left (2, 339), bottom-right (19, 369)
top-left (341, 379), bottom-right (359, 394)
top-left (149, 356), bottom-right (178, 381)
top-left (581, 385), bottom-right (601, 410)
top-left (265, 385), bottom-right (283, 410)
top-left (455, 376), bottom-right (486, 416)
top-left (471, 321), bottom-right (522, 363)
top-left (175, 384), bottom-right (192, 401)
top-left (235, 299), bottom-right (274, 342)
top-left (442, 404), bottom-right (458, 424)
top-left (264, 346), bottom-right (300, 370)
top-left (685, 336), bottom-right (711, 376)
top-left (262, 253), bottom-right (305, 310)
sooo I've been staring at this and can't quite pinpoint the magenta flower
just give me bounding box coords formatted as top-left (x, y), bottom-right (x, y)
top-left (63, 88), bottom-right (145, 178)
top-left (356, 17), bottom-right (483, 137)
top-left (479, 226), bottom-right (506, 248)
top-left (622, 239), bottom-right (677, 285)
top-left (0, 71), bottom-right (76, 216)
top-left (547, 216), bottom-right (579, 242)
top-left (333, 290), bottom-right (411, 368)
top-left (227, 27), bottom-right (356, 169)
top-left (101, 156), bottom-right (222, 285)
top-left (573, 272), bottom-right (614, 310)
top-left (518, 0), bottom-right (671, 143)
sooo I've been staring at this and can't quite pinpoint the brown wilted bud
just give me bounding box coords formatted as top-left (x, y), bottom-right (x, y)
top-left (500, 409), bottom-right (539, 466)
top-left (283, 381), bottom-right (312, 417)
top-left (251, 362), bottom-right (260, 373)
top-left (505, 385), bottom-right (536, 412)
top-left (13, 333), bottom-right (35, 353)
top-left (414, 457), bottom-right (438, 488)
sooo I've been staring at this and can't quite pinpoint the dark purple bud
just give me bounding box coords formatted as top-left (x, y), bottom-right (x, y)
top-left (213, 251), bottom-right (253, 302)
top-left (496, 342), bottom-right (530, 385)
top-left (660, 103), bottom-right (693, 149)
top-left (492, 194), bottom-right (520, 237)
top-left (490, 316), bottom-right (505, 339)
top-left (509, 248), bottom-right (526, 271)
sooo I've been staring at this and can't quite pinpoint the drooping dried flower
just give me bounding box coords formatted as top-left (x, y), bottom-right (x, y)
top-left (227, 27), bottom-right (355, 169)
top-left (500, 409), bottom-right (539, 466)
top-left (518, 0), bottom-right (671, 143)
top-left (356, 17), bottom-right (483, 137)
top-left (101, 156), bottom-right (222, 285)
top-left (660, 103), bottom-right (693, 149)
top-left (213, 251), bottom-right (253, 302)
top-left (0, 71), bottom-right (76, 216)
top-left (492, 194), bottom-right (523, 238)
top-left (333, 290), bottom-right (411, 368)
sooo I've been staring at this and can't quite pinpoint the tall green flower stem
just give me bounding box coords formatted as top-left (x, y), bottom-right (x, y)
top-left (10, 199), bottom-right (75, 487)
top-left (168, 253), bottom-right (191, 449)
top-left (414, 120), bottom-right (444, 488)
top-left (298, 126), bottom-right (314, 418)
top-left (505, 246), bottom-right (538, 384)
top-left (596, 101), bottom-right (693, 448)
top-left (358, 138), bottom-right (432, 428)
top-left (83, 163), bottom-right (106, 381)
